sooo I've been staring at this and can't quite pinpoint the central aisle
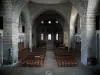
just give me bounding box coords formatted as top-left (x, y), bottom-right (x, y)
top-left (43, 50), bottom-right (58, 68)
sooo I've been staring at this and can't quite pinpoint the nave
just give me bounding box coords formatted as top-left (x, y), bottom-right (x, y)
top-left (1, 0), bottom-right (100, 75)
top-left (18, 48), bottom-right (79, 68)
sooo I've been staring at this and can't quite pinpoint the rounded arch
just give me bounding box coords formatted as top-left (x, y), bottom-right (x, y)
top-left (96, 0), bottom-right (100, 15)
top-left (12, 0), bottom-right (28, 23)
top-left (68, 0), bottom-right (85, 15)
top-left (31, 8), bottom-right (69, 29)
top-left (31, 8), bottom-right (67, 22)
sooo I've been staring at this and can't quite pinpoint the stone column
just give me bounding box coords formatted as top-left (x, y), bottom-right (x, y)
top-left (29, 27), bottom-right (32, 52)
top-left (3, 0), bottom-right (19, 65)
top-left (23, 6), bottom-right (32, 52)
top-left (0, 31), bottom-right (3, 66)
top-left (63, 20), bottom-right (68, 47)
top-left (63, 31), bottom-right (68, 47)
top-left (24, 25), bottom-right (32, 52)
top-left (69, 6), bottom-right (78, 48)
top-left (32, 34), bottom-right (36, 48)
top-left (3, 20), bottom-right (19, 66)
top-left (81, 0), bottom-right (99, 65)
top-left (24, 25), bottom-right (28, 48)
top-left (32, 24), bottom-right (36, 48)
top-left (19, 17), bottom-right (22, 33)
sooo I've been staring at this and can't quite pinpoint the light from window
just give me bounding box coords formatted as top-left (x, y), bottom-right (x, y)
top-left (48, 34), bottom-right (51, 40)
top-left (48, 21), bottom-right (51, 24)
top-left (41, 34), bottom-right (43, 40)
top-left (56, 21), bottom-right (58, 24)
top-left (41, 21), bottom-right (44, 24)
top-left (56, 34), bottom-right (58, 40)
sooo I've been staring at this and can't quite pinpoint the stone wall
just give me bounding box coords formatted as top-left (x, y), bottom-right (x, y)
top-left (0, 30), bottom-right (3, 66)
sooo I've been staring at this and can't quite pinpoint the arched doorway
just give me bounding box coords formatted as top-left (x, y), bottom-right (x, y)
top-left (33, 11), bottom-right (64, 50)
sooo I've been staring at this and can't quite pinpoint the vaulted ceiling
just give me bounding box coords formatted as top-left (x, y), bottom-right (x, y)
top-left (30, 0), bottom-right (88, 6)
top-left (30, 0), bottom-right (67, 4)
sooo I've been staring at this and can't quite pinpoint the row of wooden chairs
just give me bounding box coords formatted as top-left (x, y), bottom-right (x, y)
top-left (57, 59), bottom-right (77, 67)
top-left (21, 59), bottom-right (44, 67)
top-left (54, 48), bottom-right (78, 67)
top-left (56, 56), bottom-right (74, 59)
top-left (54, 50), bottom-right (71, 57)
top-left (54, 49), bottom-right (68, 53)
top-left (21, 55), bottom-right (45, 67)
top-left (56, 56), bottom-right (78, 67)
top-left (32, 49), bottom-right (46, 53)
top-left (20, 48), bottom-right (46, 67)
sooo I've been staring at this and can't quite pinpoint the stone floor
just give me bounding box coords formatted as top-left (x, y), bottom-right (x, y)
top-left (0, 49), bottom-right (100, 75)
top-left (43, 50), bottom-right (58, 68)
top-left (1, 66), bottom-right (100, 75)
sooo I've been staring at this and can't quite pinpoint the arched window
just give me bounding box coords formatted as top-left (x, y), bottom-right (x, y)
top-left (48, 34), bottom-right (51, 40)
top-left (41, 34), bottom-right (43, 40)
top-left (0, 17), bottom-right (3, 30)
top-left (56, 34), bottom-right (58, 40)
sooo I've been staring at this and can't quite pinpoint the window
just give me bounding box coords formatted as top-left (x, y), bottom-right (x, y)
top-left (0, 17), bottom-right (3, 30)
top-left (56, 34), bottom-right (58, 40)
top-left (75, 26), bottom-right (77, 34)
top-left (22, 26), bottom-right (25, 33)
top-left (48, 34), bottom-right (51, 40)
top-left (96, 16), bottom-right (100, 30)
top-left (41, 21), bottom-right (44, 24)
top-left (56, 21), bottom-right (58, 24)
top-left (41, 34), bottom-right (43, 40)
top-left (48, 21), bottom-right (51, 24)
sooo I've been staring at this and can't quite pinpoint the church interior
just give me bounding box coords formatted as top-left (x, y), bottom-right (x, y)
top-left (0, 0), bottom-right (100, 75)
